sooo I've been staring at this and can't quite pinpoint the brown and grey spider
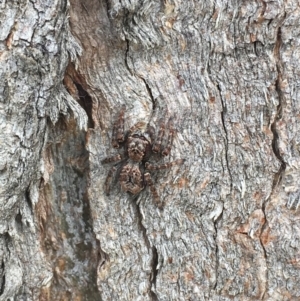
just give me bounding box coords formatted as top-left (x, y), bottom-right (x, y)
top-left (102, 105), bottom-right (184, 209)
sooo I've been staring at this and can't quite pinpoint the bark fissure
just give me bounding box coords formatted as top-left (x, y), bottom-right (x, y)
top-left (259, 26), bottom-right (287, 299)
top-left (260, 207), bottom-right (268, 259)
top-left (141, 77), bottom-right (156, 112)
top-left (134, 70), bottom-right (157, 117)
top-left (132, 198), bottom-right (159, 300)
top-left (259, 212), bottom-right (268, 300)
top-left (217, 84), bottom-right (233, 190)
top-left (271, 28), bottom-right (286, 173)
top-left (133, 199), bottom-right (151, 249)
top-left (97, 238), bottom-right (110, 282)
top-left (212, 206), bottom-right (223, 291)
top-left (262, 25), bottom-right (286, 208)
top-left (213, 229), bottom-right (219, 291)
top-left (25, 186), bottom-right (33, 213)
top-left (124, 38), bottom-right (157, 112)
top-left (75, 83), bottom-right (94, 129)
top-left (63, 62), bottom-right (94, 129)
top-left (104, 0), bottom-right (111, 17)
top-left (28, 0), bottom-right (43, 45)
top-left (0, 260), bottom-right (5, 296)
top-left (150, 246), bottom-right (159, 301)
top-left (124, 38), bottom-right (133, 76)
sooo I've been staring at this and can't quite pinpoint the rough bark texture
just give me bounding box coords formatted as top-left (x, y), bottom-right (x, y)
top-left (1, 0), bottom-right (300, 300)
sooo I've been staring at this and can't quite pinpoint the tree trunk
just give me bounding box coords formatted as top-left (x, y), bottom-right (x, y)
top-left (1, 0), bottom-right (299, 300)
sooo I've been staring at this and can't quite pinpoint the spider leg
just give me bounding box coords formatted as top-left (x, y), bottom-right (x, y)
top-left (128, 121), bottom-right (145, 134)
top-left (162, 118), bottom-right (175, 156)
top-left (112, 105), bottom-right (126, 148)
top-left (104, 166), bottom-right (117, 195)
top-left (144, 172), bottom-right (162, 209)
top-left (146, 125), bottom-right (156, 144)
top-left (145, 159), bottom-right (185, 171)
top-left (101, 154), bottom-right (123, 164)
top-left (152, 119), bottom-right (165, 153)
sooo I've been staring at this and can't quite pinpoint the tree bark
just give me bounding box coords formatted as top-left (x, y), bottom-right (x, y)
top-left (1, 0), bottom-right (300, 300)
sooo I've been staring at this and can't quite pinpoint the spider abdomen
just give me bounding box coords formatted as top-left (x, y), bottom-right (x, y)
top-left (119, 162), bottom-right (144, 195)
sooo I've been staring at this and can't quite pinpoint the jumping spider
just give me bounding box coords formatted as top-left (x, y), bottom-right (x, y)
top-left (102, 105), bottom-right (184, 209)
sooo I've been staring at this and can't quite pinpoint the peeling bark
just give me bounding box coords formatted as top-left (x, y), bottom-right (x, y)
top-left (1, 0), bottom-right (300, 300)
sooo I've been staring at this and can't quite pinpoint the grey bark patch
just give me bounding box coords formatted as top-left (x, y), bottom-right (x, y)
top-left (1, 0), bottom-right (300, 300)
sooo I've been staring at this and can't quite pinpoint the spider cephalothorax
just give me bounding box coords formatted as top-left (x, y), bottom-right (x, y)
top-left (102, 106), bottom-right (184, 208)
top-left (127, 135), bottom-right (150, 162)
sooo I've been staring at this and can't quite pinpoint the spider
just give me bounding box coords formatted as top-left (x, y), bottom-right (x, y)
top-left (102, 105), bottom-right (184, 209)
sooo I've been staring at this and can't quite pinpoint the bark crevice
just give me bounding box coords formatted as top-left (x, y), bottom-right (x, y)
top-left (75, 83), bottom-right (94, 129)
top-left (125, 38), bottom-right (133, 76)
top-left (63, 62), bottom-right (94, 129)
top-left (272, 26), bottom-right (286, 173)
top-left (259, 25), bottom-right (287, 298)
top-left (0, 260), bottom-right (5, 296)
top-left (124, 39), bottom-right (156, 112)
top-left (25, 186), bottom-right (33, 213)
top-left (132, 198), bottom-right (159, 299)
top-left (259, 217), bottom-right (268, 300)
top-left (133, 198), bottom-right (151, 249)
top-left (217, 84), bottom-right (233, 190)
top-left (267, 25), bottom-right (286, 196)
top-left (150, 246), bottom-right (159, 301)
top-left (213, 205), bottom-right (223, 291)
top-left (141, 77), bottom-right (156, 112)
